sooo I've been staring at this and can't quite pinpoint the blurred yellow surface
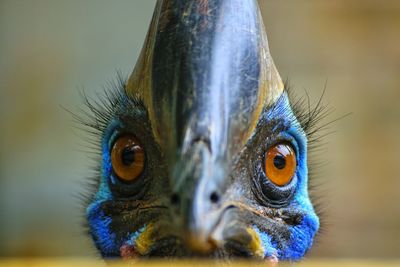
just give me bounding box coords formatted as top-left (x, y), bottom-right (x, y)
top-left (1, 259), bottom-right (400, 267)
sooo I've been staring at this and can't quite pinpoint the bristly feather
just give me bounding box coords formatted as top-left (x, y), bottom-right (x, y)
top-left (68, 72), bottom-right (342, 254)
top-left (285, 80), bottom-right (330, 239)
top-left (285, 80), bottom-right (349, 242)
top-left (65, 72), bottom-right (145, 240)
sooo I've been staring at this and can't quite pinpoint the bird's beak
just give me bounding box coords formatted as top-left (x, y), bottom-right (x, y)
top-left (125, 0), bottom-right (285, 254)
top-left (171, 140), bottom-right (225, 252)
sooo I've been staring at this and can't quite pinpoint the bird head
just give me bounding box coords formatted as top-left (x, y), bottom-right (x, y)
top-left (84, 0), bottom-right (319, 262)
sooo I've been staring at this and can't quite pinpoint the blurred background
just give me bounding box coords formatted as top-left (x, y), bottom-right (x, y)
top-left (0, 0), bottom-right (399, 259)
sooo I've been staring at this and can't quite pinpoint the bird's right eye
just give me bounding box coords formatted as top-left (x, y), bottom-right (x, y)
top-left (263, 143), bottom-right (297, 186)
top-left (111, 134), bottom-right (145, 183)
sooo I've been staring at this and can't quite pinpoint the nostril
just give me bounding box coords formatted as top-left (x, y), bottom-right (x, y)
top-left (209, 191), bottom-right (220, 204)
top-left (170, 193), bottom-right (180, 205)
top-left (191, 136), bottom-right (212, 154)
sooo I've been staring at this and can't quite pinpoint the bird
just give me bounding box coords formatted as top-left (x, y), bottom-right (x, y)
top-left (77, 0), bottom-right (325, 263)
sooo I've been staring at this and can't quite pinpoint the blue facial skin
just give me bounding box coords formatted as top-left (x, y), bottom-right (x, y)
top-left (85, 91), bottom-right (319, 260)
top-left (254, 93), bottom-right (319, 260)
top-left (86, 95), bottom-right (158, 257)
top-left (86, 119), bottom-right (119, 257)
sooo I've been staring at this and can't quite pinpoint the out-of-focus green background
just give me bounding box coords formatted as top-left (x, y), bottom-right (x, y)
top-left (0, 0), bottom-right (399, 259)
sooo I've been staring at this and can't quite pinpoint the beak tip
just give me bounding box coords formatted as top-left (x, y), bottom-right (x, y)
top-left (184, 233), bottom-right (217, 254)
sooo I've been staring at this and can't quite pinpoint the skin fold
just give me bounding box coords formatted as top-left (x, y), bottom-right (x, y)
top-left (84, 0), bottom-right (319, 262)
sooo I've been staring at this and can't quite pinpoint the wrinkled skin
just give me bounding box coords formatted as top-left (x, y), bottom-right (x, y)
top-left (85, 0), bottom-right (319, 263)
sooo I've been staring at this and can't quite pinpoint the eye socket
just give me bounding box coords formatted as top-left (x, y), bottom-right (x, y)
top-left (111, 134), bottom-right (145, 183)
top-left (264, 143), bottom-right (296, 186)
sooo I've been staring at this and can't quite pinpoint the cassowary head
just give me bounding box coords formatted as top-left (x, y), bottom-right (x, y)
top-left (82, 0), bottom-right (320, 263)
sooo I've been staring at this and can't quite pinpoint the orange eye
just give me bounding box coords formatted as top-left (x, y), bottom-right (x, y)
top-left (111, 135), bottom-right (145, 182)
top-left (264, 143), bottom-right (296, 186)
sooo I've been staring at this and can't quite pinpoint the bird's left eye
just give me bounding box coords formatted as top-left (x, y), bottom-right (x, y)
top-left (264, 143), bottom-right (296, 186)
top-left (111, 134), bottom-right (145, 183)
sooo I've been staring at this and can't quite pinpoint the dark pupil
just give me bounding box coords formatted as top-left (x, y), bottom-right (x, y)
top-left (273, 155), bottom-right (286, 170)
top-left (121, 146), bottom-right (135, 166)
